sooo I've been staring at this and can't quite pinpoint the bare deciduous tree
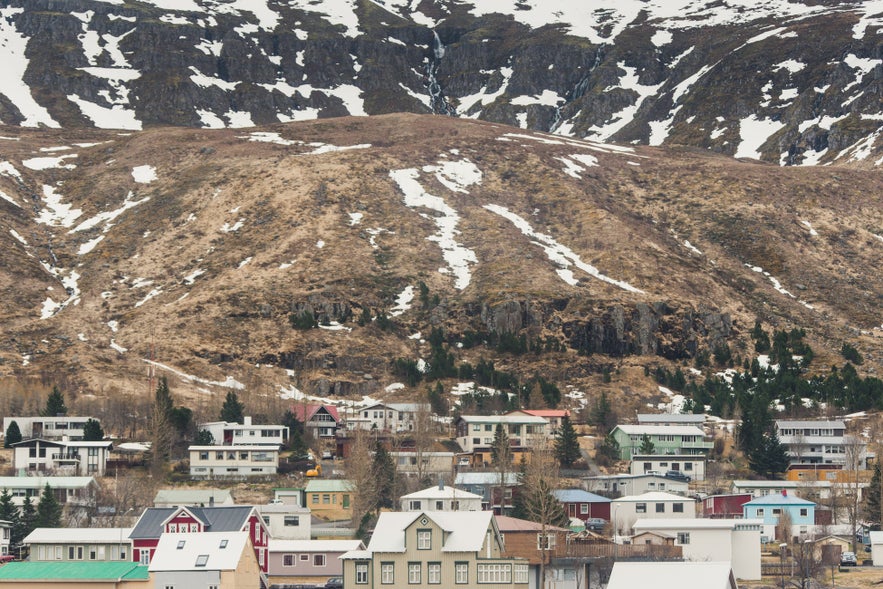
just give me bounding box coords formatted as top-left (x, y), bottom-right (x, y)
top-left (345, 429), bottom-right (378, 533)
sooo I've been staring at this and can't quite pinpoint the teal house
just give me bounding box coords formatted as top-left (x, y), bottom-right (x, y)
top-left (609, 425), bottom-right (712, 460)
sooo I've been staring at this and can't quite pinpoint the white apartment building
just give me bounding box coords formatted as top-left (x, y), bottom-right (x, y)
top-left (346, 403), bottom-right (430, 432)
top-left (610, 492), bottom-right (696, 535)
top-left (11, 439), bottom-right (112, 476)
top-left (3, 416), bottom-right (95, 441)
top-left (198, 416), bottom-right (288, 447)
top-left (189, 445), bottom-right (279, 478)
top-left (632, 518), bottom-right (763, 581)
top-left (774, 419), bottom-right (872, 467)
top-left (454, 415), bottom-right (548, 453)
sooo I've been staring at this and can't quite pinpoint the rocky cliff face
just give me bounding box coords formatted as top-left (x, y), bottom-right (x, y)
top-left (0, 0), bottom-right (880, 168)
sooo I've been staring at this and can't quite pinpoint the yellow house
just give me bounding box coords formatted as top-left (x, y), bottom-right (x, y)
top-left (341, 511), bottom-right (528, 589)
top-left (305, 479), bottom-right (354, 520)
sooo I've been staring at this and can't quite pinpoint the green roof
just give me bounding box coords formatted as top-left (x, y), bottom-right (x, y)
top-left (0, 562), bottom-right (149, 581)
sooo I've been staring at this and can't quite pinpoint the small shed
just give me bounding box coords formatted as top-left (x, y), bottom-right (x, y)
top-left (869, 531), bottom-right (883, 566)
top-left (632, 531), bottom-right (675, 546)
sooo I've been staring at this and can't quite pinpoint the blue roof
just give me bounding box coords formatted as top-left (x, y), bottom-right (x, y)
top-left (553, 489), bottom-right (611, 503)
top-left (744, 493), bottom-right (815, 506)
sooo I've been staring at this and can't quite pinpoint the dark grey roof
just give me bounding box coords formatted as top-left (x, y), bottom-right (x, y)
top-left (128, 506), bottom-right (255, 540)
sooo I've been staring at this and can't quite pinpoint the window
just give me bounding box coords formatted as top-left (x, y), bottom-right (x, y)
top-left (757, 508), bottom-right (764, 516)
top-left (356, 562), bottom-right (369, 584)
top-left (216, 451), bottom-right (223, 459)
top-left (636, 503), bottom-right (647, 513)
top-left (800, 508), bottom-right (808, 517)
top-left (655, 503), bottom-right (665, 513)
top-left (537, 533), bottom-right (557, 550)
top-left (684, 463), bottom-right (693, 471)
top-left (199, 451), bottom-right (209, 460)
top-left (455, 562), bottom-right (468, 584)
top-left (284, 516), bottom-right (300, 526)
top-left (312, 494), bottom-right (319, 504)
top-left (673, 503), bottom-right (684, 513)
top-left (428, 562), bottom-right (441, 584)
top-left (473, 425), bottom-right (481, 432)
top-left (418, 529), bottom-right (431, 549)
top-left (451, 500), bottom-right (460, 511)
top-left (435, 501), bottom-right (444, 510)
top-left (190, 523), bottom-right (198, 532)
top-left (68, 546), bottom-right (75, 560)
top-left (408, 562), bottom-right (421, 584)
top-left (514, 564), bottom-right (529, 584)
top-left (177, 540), bottom-right (186, 550)
top-left (772, 508), bottom-right (782, 515)
top-left (169, 523), bottom-right (177, 533)
top-left (472, 438), bottom-right (480, 445)
top-left (381, 562), bottom-right (394, 584)
top-left (139, 549), bottom-right (150, 565)
top-left (300, 554), bottom-right (309, 561)
top-left (219, 540), bottom-right (228, 549)
top-left (314, 554), bottom-right (326, 566)
top-left (284, 554), bottom-right (294, 567)
top-left (195, 554), bottom-right (209, 567)
top-left (580, 504), bottom-right (589, 514)
top-left (477, 563), bottom-right (511, 583)
top-left (677, 532), bottom-right (690, 545)
top-left (120, 548), bottom-right (127, 561)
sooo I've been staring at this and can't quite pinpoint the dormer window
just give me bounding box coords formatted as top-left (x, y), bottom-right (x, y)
top-left (195, 554), bottom-right (208, 567)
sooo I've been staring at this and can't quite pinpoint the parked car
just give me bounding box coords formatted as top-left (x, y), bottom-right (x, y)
top-left (841, 551), bottom-right (858, 566)
top-left (664, 470), bottom-right (691, 482)
top-left (585, 518), bottom-right (608, 531)
top-left (325, 577), bottom-right (344, 589)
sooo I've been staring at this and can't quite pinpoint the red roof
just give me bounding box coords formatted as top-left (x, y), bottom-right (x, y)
top-left (290, 403), bottom-right (340, 423)
top-left (495, 515), bottom-right (569, 533)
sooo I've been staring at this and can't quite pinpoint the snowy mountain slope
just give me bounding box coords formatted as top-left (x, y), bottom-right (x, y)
top-left (1, 114), bottom-right (883, 402)
top-left (0, 0), bottom-right (880, 166)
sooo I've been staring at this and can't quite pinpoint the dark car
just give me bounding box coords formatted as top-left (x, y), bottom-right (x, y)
top-left (841, 551), bottom-right (858, 566)
top-left (585, 518), bottom-right (608, 531)
top-left (325, 577), bottom-right (344, 589)
top-left (664, 470), bottom-right (691, 482)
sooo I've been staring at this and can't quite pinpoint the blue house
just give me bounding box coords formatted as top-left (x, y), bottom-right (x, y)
top-left (742, 491), bottom-right (815, 542)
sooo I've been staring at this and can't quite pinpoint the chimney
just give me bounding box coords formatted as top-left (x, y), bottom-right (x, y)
top-left (244, 416), bottom-right (252, 426)
top-left (209, 495), bottom-right (215, 507)
top-left (438, 477), bottom-right (444, 491)
top-left (782, 490), bottom-right (787, 497)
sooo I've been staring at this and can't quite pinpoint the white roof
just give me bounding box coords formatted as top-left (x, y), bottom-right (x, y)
top-left (613, 492), bottom-right (694, 503)
top-left (149, 531), bottom-right (250, 572)
top-left (455, 472), bottom-right (519, 486)
top-left (615, 425), bottom-right (705, 436)
top-left (366, 511), bottom-right (495, 553)
top-left (269, 540), bottom-right (363, 553)
top-left (458, 415), bottom-right (548, 425)
top-left (400, 485), bottom-right (483, 501)
top-left (633, 518), bottom-right (763, 531)
top-left (607, 561), bottom-right (735, 589)
top-left (0, 476), bottom-right (95, 489)
top-left (25, 527), bottom-right (132, 544)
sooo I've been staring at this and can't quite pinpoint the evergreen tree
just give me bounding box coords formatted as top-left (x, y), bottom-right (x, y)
top-left (638, 434), bottom-right (656, 455)
top-left (150, 376), bottom-right (174, 475)
top-left (19, 496), bottom-right (36, 541)
top-left (589, 392), bottom-right (618, 433)
top-left (371, 441), bottom-right (397, 509)
top-left (0, 489), bottom-right (21, 548)
top-left (194, 429), bottom-right (214, 445)
top-left (863, 462), bottom-right (882, 527)
top-left (554, 416), bottom-right (581, 467)
top-left (281, 410), bottom-right (308, 455)
top-left (748, 434), bottom-right (790, 478)
top-left (82, 418), bottom-right (104, 441)
top-left (42, 386), bottom-right (67, 417)
top-left (219, 392), bottom-right (245, 424)
top-left (491, 424), bottom-right (511, 467)
top-left (4, 421), bottom-right (21, 448)
top-left (35, 484), bottom-right (62, 528)
top-left (595, 434), bottom-right (621, 467)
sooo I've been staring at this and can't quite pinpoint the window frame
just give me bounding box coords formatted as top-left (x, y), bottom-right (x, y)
top-left (428, 562), bottom-right (441, 584)
top-left (455, 562), bottom-right (468, 584)
top-left (408, 562), bottom-right (422, 584)
top-left (417, 529), bottom-right (432, 550)
top-left (381, 562), bottom-right (395, 584)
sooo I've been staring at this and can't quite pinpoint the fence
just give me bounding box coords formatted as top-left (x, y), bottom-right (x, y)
top-left (564, 542), bottom-right (683, 559)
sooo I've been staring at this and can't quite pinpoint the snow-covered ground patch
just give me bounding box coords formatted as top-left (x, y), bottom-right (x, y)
top-left (390, 167), bottom-right (477, 290)
top-left (735, 115), bottom-right (785, 159)
top-left (145, 359), bottom-right (246, 390)
top-left (110, 339), bottom-right (127, 353)
top-left (348, 212), bottom-right (363, 225)
top-left (385, 382), bottom-right (405, 392)
top-left (23, 154), bottom-right (77, 170)
top-left (132, 165), bottom-right (157, 183)
top-left (390, 285), bottom-right (414, 317)
top-left (746, 264), bottom-right (813, 309)
top-left (319, 321), bottom-right (351, 331)
top-left (484, 204), bottom-right (643, 293)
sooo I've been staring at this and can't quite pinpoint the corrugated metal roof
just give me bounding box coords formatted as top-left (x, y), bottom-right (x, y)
top-left (775, 419), bottom-right (845, 429)
top-left (553, 489), bottom-right (610, 503)
top-left (613, 492), bottom-right (693, 503)
top-left (454, 472), bottom-right (519, 486)
top-left (607, 561), bottom-right (735, 589)
top-left (129, 506), bottom-right (255, 539)
top-left (495, 516), bottom-right (569, 533)
top-left (633, 518), bottom-right (763, 530)
top-left (743, 493), bottom-right (815, 506)
top-left (304, 479), bottom-right (354, 493)
top-left (153, 488), bottom-right (232, 505)
top-left (25, 527), bottom-right (132, 544)
top-left (400, 485), bottom-right (482, 501)
top-left (457, 415), bottom-right (548, 424)
top-left (365, 511), bottom-right (494, 554)
top-left (0, 476), bottom-right (95, 489)
top-left (637, 413), bottom-right (705, 423)
top-left (149, 531), bottom-right (250, 572)
top-left (614, 425), bottom-right (706, 436)
top-left (269, 540), bottom-right (363, 553)
top-left (0, 562), bottom-right (149, 580)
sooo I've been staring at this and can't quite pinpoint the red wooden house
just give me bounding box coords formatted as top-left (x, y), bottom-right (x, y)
top-left (129, 505), bottom-right (270, 581)
top-left (701, 493), bottom-right (752, 518)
